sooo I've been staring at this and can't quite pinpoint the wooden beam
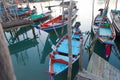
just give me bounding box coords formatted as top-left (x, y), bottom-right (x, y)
top-left (67, 0), bottom-right (73, 80)
top-left (0, 23), bottom-right (16, 80)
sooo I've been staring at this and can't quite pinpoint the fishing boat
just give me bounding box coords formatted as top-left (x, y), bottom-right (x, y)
top-left (33, 8), bottom-right (78, 32)
top-left (49, 22), bottom-right (83, 80)
top-left (92, 8), bottom-right (116, 57)
top-left (10, 6), bottom-right (36, 18)
top-left (29, 10), bottom-right (51, 22)
top-left (93, 13), bottom-right (116, 44)
top-left (110, 9), bottom-right (120, 37)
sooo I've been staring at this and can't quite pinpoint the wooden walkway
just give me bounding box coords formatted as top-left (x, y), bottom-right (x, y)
top-left (110, 10), bottom-right (120, 34)
top-left (2, 19), bottom-right (33, 31)
top-left (77, 53), bottom-right (120, 80)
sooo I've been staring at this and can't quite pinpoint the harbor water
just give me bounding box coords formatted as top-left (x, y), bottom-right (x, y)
top-left (5, 0), bottom-right (120, 80)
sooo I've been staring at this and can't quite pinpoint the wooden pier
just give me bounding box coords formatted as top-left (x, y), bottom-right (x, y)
top-left (110, 10), bottom-right (120, 36)
top-left (2, 19), bottom-right (33, 31)
top-left (77, 53), bottom-right (120, 80)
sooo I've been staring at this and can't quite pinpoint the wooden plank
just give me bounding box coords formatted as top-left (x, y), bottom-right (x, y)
top-left (3, 24), bottom-right (32, 31)
top-left (87, 53), bottom-right (120, 80)
top-left (77, 70), bottom-right (104, 80)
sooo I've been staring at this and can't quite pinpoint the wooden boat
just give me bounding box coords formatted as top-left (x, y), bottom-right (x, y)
top-left (1, 4), bottom-right (36, 21)
top-left (33, 8), bottom-right (78, 32)
top-left (110, 10), bottom-right (120, 37)
top-left (93, 14), bottom-right (116, 45)
top-left (29, 11), bottom-right (51, 22)
top-left (10, 6), bottom-right (36, 18)
top-left (49, 22), bottom-right (83, 80)
top-left (92, 12), bottom-right (116, 57)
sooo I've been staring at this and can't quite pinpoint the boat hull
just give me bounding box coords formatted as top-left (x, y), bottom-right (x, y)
top-left (50, 56), bottom-right (79, 80)
top-left (110, 10), bottom-right (120, 37)
top-left (92, 15), bottom-right (116, 45)
top-left (42, 15), bottom-right (77, 32)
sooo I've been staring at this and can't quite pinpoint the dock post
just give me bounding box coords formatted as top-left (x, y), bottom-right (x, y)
top-left (79, 38), bottom-right (83, 71)
top-left (32, 27), bottom-right (36, 38)
top-left (0, 23), bottom-right (16, 80)
top-left (67, 0), bottom-right (73, 80)
top-left (89, 34), bottom-right (97, 60)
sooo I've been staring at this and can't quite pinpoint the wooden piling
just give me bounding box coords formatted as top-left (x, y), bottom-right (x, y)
top-left (77, 53), bottom-right (120, 80)
top-left (79, 38), bottom-right (83, 71)
top-left (67, 0), bottom-right (73, 80)
top-left (0, 23), bottom-right (16, 80)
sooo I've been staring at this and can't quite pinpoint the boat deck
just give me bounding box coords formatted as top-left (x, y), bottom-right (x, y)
top-left (77, 53), bottom-right (120, 80)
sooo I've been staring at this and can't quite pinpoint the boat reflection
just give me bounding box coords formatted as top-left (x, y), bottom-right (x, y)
top-left (9, 38), bottom-right (39, 65)
top-left (8, 25), bottom-right (50, 65)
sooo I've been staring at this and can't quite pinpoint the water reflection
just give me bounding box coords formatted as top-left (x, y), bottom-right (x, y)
top-left (40, 37), bottom-right (51, 64)
top-left (9, 38), bottom-right (39, 65)
top-left (6, 0), bottom-right (120, 80)
top-left (8, 26), bottom-right (50, 80)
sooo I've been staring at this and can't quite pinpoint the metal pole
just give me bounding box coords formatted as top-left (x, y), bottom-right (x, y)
top-left (67, 0), bottom-right (73, 80)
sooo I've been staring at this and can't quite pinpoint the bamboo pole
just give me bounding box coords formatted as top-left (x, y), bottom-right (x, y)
top-left (40, 2), bottom-right (43, 13)
top-left (61, 0), bottom-right (65, 36)
top-left (67, 0), bottom-right (73, 80)
top-left (79, 38), bottom-right (83, 71)
top-left (91, 0), bottom-right (95, 30)
top-left (115, 0), bottom-right (118, 10)
top-left (0, 23), bottom-right (16, 80)
top-left (101, 0), bottom-right (110, 19)
top-left (62, 0), bottom-right (65, 21)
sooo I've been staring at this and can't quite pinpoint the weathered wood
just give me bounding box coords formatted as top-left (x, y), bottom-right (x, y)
top-left (79, 38), bottom-right (83, 71)
top-left (67, 0), bottom-right (73, 80)
top-left (87, 53), bottom-right (120, 80)
top-left (110, 10), bottom-right (120, 32)
top-left (77, 70), bottom-right (104, 80)
top-left (0, 23), bottom-right (16, 80)
top-left (2, 19), bottom-right (33, 31)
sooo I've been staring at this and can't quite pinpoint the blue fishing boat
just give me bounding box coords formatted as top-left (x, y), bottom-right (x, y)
top-left (33, 8), bottom-right (78, 32)
top-left (92, 8), bottom-right (116, 57)
top-left (93, 8), bottom-right (116, 45)
top-left (29, 10), bottom-right (51, 22)
top-left (110, 9), bottom-right (120, 37)
top-left (49, 22), bottom-right (83, 80)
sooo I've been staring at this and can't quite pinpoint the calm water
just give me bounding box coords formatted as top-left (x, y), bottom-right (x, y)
top-left (5, 0), bottom-right (120, 80)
